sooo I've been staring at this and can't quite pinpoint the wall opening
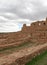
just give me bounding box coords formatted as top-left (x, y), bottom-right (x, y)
top-left (43, 22), bottom-right (46, 25)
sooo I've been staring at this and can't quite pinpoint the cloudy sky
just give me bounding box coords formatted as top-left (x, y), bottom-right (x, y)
top-left (0, 0), bottom-right (47, 32)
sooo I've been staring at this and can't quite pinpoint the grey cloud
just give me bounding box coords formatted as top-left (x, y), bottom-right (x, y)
top-left (5, 0), bottom-right (47, 21)
top-left (0, 0), bottom-right (47, 21)
top-left (0, 0), bottom-right (47, 32)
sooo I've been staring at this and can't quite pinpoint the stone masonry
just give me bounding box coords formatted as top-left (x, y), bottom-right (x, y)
top-left (22, 18), bottom-right (47, 43)
top-left (0, 18), bottom-right (47, 49)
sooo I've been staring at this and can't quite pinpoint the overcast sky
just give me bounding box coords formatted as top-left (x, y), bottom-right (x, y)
top-left (0, 0), bottom-right (47, 32)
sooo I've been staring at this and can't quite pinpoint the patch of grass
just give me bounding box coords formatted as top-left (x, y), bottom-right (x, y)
top-left (26, 50), bottom-right (47, 65)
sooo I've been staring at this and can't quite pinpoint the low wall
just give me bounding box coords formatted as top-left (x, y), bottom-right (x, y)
top-left (15, 44), bottom-right (47, 65)
top-left (0, 43), bottom-right (47, 65)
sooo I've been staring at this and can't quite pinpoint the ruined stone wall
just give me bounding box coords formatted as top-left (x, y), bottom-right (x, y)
top-left (22, 18), bottom-right (47, 43)
top-left (15, 44), bottom-right (47, 65)
top-left (0, 18), bottom-right (47, 49)
top-left (1, 43), bottom-right (47, 65)
top-left (0, 31), bottom-right (30, 50)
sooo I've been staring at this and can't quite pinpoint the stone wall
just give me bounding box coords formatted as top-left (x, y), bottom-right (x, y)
top-left (1, 43), bottom-right (47, 65)
top-left (22, 18), bottom-right (47, 43)
top-left (15, 44), bottom-right (47, 65)
top-left (0, 18), bottom-right (47, 49)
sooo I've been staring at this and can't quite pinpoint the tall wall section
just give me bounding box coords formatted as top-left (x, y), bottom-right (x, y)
top-left (22, 18), bottom-right (47, 43)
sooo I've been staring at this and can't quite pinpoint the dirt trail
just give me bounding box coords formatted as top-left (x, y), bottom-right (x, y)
top-left (0, 43), bottom-right (47, 65)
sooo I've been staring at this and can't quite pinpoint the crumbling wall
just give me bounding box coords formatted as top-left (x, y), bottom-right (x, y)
top-left (21, 18), bottom-right (47, 43)
top-left (0, 18), bottom-right (47, 49)
top-left (1, 43), bottom-right (47, 65)
top-left (15, 45), bottom-right (47, 65)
